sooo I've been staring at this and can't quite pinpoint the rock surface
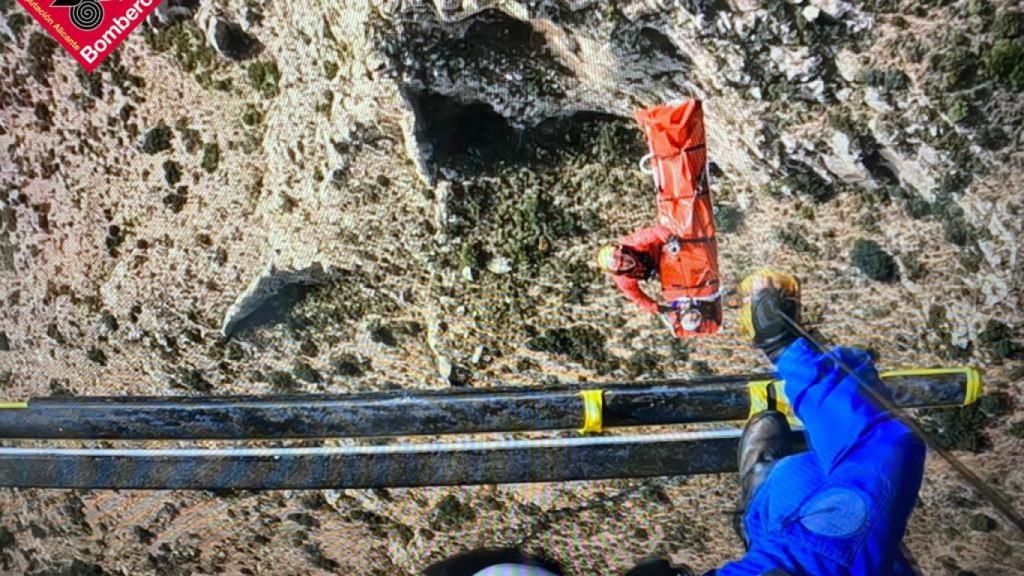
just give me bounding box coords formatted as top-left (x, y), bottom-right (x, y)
top-left (0, 0), bottom-right (1023, 574)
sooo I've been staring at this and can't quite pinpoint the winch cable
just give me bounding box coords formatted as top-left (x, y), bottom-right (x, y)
top-left (778, 312), bottom-right (1024, 535)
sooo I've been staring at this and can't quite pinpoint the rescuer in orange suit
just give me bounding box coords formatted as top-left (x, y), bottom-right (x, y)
top-left (597, 225), bottom-right (722, 336)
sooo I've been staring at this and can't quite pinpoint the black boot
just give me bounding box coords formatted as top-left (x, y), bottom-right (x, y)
top-left (734, 409), bottom-right (795, 547)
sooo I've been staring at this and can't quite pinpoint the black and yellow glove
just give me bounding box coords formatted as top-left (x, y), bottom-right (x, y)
top-left (738, 269), bottom-right (802, 362)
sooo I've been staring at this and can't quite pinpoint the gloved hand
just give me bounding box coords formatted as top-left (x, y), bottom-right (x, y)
top-left (738, 269), bottom-right (801, 362)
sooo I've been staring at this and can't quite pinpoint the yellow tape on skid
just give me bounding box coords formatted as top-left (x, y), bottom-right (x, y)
top-left (0, 401), bottom-right (27, 409)
top-left (579, 389), bottom-right (604, 434)
top-left (748, 367), bottom-right (984, 423)
top-left (879, 367), bottom-right (983, 406)
top-left (747, 380), bottom-right (798, 423)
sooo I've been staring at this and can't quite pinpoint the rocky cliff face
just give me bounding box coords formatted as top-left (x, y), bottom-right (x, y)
top-left (0, 0), bottom-right (1022, 574)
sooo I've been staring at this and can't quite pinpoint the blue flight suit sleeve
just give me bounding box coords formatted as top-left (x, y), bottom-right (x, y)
top-left (716, 339), bottom-right (927, 576)
top-left (779, 338), bottom-right (909, 474)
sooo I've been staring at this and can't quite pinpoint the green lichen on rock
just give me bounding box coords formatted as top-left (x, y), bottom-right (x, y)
top-left (984, 39), bottom-right (1024, 90)
top-left (241, 106), bottom-right (263, 127)
top-left (292, 361), bottom-right (322, 384)
top-left (171, 368), bottom-right (212, 393)
top-left (947, 98), bottom-right (970, 124)
top-left (780, 160), bottom-right (835, 204)
top-left (929, 34), bottom-right (979, 92)
top-left (140, 122), bottom-right (174, 154)
top-left (496, 187), bottom-right (583, 271)
top-left (430, 114), bottom-right (645, 355)
top-left (921, 395), bottom-right (1007, 453)
top-left (367, 320), bottom-right (398, 346)
top-left (855, 67), bottom-right (909, 92)
top-left (0, 231), bottom-right (15, 272)
top-left (331, 353), bottom-right (370, 377)
top-left (267, 370), bottom-right (300, 392)
top-left (968, 513), bottom-right (998, 532)
top-left (162, 160), bottom-right (182, 186)
top-left (288, 273), bottom-right (394, 332)
top-left (776, 225), bottom-right (819, 256)
top-left (323, 60), bottom-right (339, 79)
top-left (931, 197), bottom-right (982, 248)
top-left (86, 346), bottom-right (108, 366)
top-left (201, 141), bottom-right (220, 173)
top-left (926, 304), bottom-right (974, 360)
top-left (431, 494), bottom-right (477, 529)
top-left (967, 0), bottom-right (993, 18)
top-left (247, 60), bottom-right (281, 97)
top-left (977, 320), bottom-right (1021, 360)
top-left (144, 20), bottom-right (224, 87)
top-left (446, 170), bottom-right (601, 274)
top-left (850, 238), bottom-right (897, 282)
top-left (25, 32), bottom-right (58, 85)
top-left (623, 349), bottom-right (664, 378)
top-left (560, 259), bottom-right (599, 306)
top-left (993, 9), bottom-right (1024, 39)
top-left (715, 204), bottom-right (744, 234)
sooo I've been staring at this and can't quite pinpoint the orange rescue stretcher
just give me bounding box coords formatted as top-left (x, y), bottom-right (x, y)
top-left (635, 100), bottom-right (722, 337)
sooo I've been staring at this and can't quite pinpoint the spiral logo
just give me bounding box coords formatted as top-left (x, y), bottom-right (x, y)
top-left (70, 0), bottom-right (103, 31)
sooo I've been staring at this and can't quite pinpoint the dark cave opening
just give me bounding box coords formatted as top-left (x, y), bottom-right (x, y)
top-left (412, 92), bottom-right (517, 174)
top-left (411, 89), bottom-right (647, 176)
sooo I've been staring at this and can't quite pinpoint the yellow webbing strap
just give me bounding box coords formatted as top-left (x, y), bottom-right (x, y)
top-left (879, 367), bottom-right (983, 406)
top-left (579, 389), bottom-right (604, 434)
top-left (0, 401), bottom-right (27, 409)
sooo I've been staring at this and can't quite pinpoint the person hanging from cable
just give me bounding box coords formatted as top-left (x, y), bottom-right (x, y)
top-left (424, 268), bottom-right (928, 576)
top-left (596, 222), bottom-right (722, 338)
top-left (597, 100), bottom-right (723, 339)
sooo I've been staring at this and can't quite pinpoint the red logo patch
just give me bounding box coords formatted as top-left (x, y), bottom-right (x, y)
top-left (16, 0), bottom-right (164, 72)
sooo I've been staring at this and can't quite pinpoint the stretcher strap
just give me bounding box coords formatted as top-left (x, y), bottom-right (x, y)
top-left (0, 402), bottom-right (27, 409)
top-left (579, 389), bottom-right (604, 434)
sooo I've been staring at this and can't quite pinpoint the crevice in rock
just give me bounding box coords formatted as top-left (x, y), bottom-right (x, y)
top-left (208, 18), bottom-right (262, 61)
top-left (409, 91), bottom-right (517, 176)
top-left (857, 135), bottom-right (902, 188)
top-left (221, 264), bottom-right (328, 337)
top-left (780, 157), bottom-right (837, 204)
top-left (637, 26), bottom-right (687, 63)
